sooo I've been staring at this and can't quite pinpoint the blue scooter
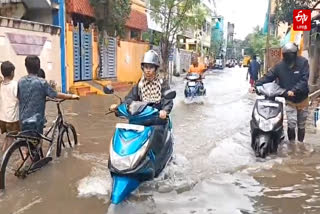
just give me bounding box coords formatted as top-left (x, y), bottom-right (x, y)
top-left (104, 87), bottom-right (176, 204)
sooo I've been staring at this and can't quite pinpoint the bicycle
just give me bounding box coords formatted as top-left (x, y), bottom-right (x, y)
top-left (0, 99), bottom-right (78, 191)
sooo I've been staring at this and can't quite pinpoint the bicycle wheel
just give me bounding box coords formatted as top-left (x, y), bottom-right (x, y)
top-left (0, 140), bottom-right (32, 190)
top-left (56, 123), bottom-right (78, 157)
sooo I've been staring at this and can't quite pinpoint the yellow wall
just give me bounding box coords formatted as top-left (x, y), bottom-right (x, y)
top-left (92, 29), bottom-right (99, 80)
top-left (131, 0), bottom-right (146, 13)
top-left (66, 23), bottom-right (74, 91)
top-left (117, 41), bottom-right (149, 83)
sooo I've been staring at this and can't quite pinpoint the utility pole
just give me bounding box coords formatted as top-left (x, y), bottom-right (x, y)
top-left (265, 0), bottom-right (272, 73)
top-left (58, 0), bottom-right (66, 92)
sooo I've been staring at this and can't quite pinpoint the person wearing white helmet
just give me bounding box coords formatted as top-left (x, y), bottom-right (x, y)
top-left (110, 50), bottom-right (173, 120)
top-left (251, 42), bottom-right (310, 143)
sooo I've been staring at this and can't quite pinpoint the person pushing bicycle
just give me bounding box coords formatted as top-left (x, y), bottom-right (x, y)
top-left (18, 56), bottom-right (79, 137)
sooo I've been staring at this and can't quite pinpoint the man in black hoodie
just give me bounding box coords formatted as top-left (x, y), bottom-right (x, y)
top-left (248, 55), bottom-right (261, 87)
top-left (251, 42), bottom-right (309, 143)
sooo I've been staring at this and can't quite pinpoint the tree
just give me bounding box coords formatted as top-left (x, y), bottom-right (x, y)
top-left (149, 0), bottom-right (208, 83)
top-left (142, 30), bottom-right (163, 46)
top-left (275, 0), bottom-right (317, 24)
top-left (90, 0), bottom-right (131, 38)
top-left (233, 39), bottom-right (244, 60)
top-left (210, 39), bottom-right (223, 58)
top-left (243, 26), bottom-right (280, 59)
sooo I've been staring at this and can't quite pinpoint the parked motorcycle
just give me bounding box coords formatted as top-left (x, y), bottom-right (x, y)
top-left (250, 83), bottom-right (286, 158)
top-left (104, 86), bottom-right (176, 204)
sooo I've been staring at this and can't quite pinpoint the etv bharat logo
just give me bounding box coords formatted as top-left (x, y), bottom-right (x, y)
top-left (293, 10), bottom-right (311, 31)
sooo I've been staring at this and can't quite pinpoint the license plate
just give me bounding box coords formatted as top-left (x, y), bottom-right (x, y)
top-left (116, 123), bottom-right (144, 131)
top-left (188, 82), bottom-right (196, 87)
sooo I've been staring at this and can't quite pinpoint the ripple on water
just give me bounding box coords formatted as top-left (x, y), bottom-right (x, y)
top-left (77, 170), bottom-right (111, 199)
top-left (208, 132), bottom-right (255, 173)
top-left (76, 153), bottom-right (111, 200)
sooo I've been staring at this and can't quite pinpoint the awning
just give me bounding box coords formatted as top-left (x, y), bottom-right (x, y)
top-left (65, 0), bottom-right (95, 18)
top-left (125, 9), bottom-right (148, 31)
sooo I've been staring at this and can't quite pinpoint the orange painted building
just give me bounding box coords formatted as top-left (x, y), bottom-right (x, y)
top-left (116, 0), bottom-right (149, 83)
top-left (64, 0), bottom-right (150, 93)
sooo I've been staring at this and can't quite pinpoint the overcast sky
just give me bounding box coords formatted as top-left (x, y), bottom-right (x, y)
top-left (215, 0), bottom-right (269, 40)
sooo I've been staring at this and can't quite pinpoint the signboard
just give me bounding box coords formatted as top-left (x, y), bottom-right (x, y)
top-left (293, 10), bottom-right (311, 31)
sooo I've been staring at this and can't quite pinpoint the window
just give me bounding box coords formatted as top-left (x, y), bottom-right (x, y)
top-left (130, 29), bottom-right (140, 40)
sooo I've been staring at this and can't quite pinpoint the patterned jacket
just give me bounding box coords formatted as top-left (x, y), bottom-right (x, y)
top-left (123, 81), bottom-right (173, 114)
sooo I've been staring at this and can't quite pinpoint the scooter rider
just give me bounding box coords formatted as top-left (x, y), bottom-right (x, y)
top-left (109, 50), bottom-right (173, 156)
top-left (188, 54), bottom-right (208, 76)
top-left (110, 50), bottom-right (173, 121)
top-left (187, 54), bottom-right (207, 92)
top-left (251, 42), bottom-right (309, 143)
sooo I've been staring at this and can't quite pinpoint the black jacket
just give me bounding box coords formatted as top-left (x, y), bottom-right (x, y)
top-left (124, 83), bottom-right (174, 113)
top-left (255, 56), bottom-right (309, 103)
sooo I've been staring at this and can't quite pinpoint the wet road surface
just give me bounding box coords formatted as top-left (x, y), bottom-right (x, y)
top-left (1, 67), bottom-right (320, 214)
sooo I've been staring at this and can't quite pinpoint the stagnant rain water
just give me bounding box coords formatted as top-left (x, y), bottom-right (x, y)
top-left (0, 68), bottom-right (320, 214)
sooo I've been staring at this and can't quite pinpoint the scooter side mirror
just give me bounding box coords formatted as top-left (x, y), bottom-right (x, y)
top-left (103, 85), bottom-right (114, 94)
top-left (104, 85), bottom-right (123, 102)
top-left (163, 90), bottom-right (176, 100)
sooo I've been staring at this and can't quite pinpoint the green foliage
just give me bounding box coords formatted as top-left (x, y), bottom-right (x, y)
top-left (233, 39), bottom-right (244, 59)
top-left (243, 26), bottom-right (280, 58)
top-left (210, 39), bottom-right (223, 58)
top-left (142, 30), bottom-right (163, 46)
top-left (275, 0), bottom-right (317, 24)
top-left (90, 0), bottom-right (131, 38)
top-left (149, 0), bottom-right (208, 76)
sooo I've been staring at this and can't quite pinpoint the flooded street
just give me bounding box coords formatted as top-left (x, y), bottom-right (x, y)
top-left (1, 67), bottom-right (320, 214)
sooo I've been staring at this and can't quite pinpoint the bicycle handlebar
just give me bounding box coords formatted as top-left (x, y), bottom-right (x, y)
top-left (46, 98), bottom-right (66, 103)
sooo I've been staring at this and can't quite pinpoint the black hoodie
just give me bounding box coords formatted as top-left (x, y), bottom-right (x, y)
top-left (255, 56), bottom-right (309, 103)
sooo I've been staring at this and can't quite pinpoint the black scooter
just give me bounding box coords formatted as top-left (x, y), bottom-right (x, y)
top-left (250, 83), bottom-right (286, 158)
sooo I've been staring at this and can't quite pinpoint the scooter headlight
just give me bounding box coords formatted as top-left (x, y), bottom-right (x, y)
top-left (254, 108), bottom-right (282, 132)
top-left (109, 139), bottom-right (150, 171)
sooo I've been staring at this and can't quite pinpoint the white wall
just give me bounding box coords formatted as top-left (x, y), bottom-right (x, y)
top-left (0, 17), bottom-right (61, 90)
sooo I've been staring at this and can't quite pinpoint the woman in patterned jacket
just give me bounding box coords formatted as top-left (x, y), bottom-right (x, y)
top-left (110, 50), bottom-right (173, 121)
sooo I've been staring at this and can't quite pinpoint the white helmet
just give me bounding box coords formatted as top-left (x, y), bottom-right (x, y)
top-left (141, 50), bottom-right (160, 68)
top-left (282, 42), bottom-right (298, 54)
